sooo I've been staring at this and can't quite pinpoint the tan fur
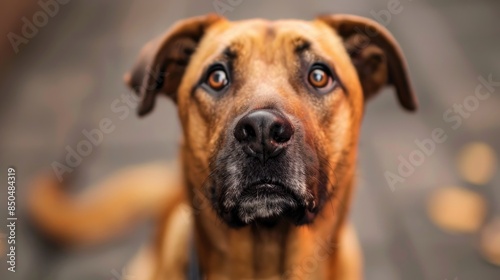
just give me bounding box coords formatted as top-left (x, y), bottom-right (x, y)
top-left (28, 14), bottom-right (416, 279)
top-left (28, 162), bottom-right (181, 247)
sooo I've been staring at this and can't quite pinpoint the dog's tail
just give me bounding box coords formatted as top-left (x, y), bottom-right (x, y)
top-left (27, 161), bottom-right (183, 247)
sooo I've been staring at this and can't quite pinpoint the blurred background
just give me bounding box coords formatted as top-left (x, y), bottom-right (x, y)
top-left (0, 0), bottom-right (499, 279)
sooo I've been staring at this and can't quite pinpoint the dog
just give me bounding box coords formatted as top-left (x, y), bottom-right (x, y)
top-left (28, 13), bottom-right (417, 279)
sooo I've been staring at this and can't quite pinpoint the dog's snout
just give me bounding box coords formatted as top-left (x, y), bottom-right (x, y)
top-left (234, 109), bottom-right (294, 162)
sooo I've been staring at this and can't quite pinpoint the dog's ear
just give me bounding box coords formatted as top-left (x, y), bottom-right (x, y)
top-left (318, 14), bottom-right (417, 111)
top-left (124, 14), bottom-right (223, 116)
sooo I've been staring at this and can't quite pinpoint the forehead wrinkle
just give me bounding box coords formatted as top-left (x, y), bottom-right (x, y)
top-left (262, 23), bottom-right (278, 63)
top-left (256, 29), bottom-right (297, 67)
top-left (235, 27), bottom-right (310, 99)
top-left (268, 32), bottom-right (311, 80)
top-left (229, 22), bottom-right (276, 64)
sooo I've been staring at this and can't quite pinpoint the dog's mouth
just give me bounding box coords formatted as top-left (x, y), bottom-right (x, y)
top-left (215, 179), bottom-right (318, 228)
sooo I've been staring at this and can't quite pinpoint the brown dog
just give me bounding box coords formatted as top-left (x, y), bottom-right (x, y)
top-left (29, 13), bottom-right (417, 279)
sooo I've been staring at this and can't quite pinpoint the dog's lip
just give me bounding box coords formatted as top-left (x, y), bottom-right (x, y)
top-left (245, 180), bottom-right (288, 194)
top-left (249, 180), bottom-right (286, 188)
top-left (245, 181), bottom-right (318, 213)
top-left (241, 180), bottom-right (297, 199)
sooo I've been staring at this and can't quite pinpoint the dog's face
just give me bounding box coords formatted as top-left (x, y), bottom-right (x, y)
top-left (126, 14), bottom-right (417, 227)
top-left (180, 19), bottom-right (366, 227)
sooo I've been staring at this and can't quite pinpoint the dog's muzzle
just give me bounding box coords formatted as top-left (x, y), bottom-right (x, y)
top-left (210, 109), bottom-right (318, 228)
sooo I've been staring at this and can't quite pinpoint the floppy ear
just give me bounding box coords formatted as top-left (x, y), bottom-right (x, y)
top-left (318, 14), bottom-right (418, 111)
top-left (125, 14), bottom-right (223, 116)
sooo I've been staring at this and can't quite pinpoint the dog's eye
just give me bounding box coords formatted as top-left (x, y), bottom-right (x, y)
top-left (308, 66), bottom-right (332, 88)
top-left (307, 64), bottom-right (336, 93)
top-left (206, 68), bottom-right (229, 91)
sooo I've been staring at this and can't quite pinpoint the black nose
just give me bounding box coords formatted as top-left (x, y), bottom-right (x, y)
top-left (234, 109), bottom-right (294, 162)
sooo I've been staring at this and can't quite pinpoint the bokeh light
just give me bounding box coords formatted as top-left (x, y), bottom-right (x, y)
top-left (457, 142), bottom-right (497, 185)
top-left (427, 186), bottom-right (487, 233)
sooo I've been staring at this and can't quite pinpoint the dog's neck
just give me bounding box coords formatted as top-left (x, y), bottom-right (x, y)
top-left (193, 208), bottom-right (344, 279)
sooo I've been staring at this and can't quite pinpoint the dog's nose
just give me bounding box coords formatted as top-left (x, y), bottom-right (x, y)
top-left (234, 109), bottom-right (294, 162)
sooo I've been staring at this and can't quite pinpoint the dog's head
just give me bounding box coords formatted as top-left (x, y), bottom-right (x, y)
top-left (126, 14), bottom-right (417, 227)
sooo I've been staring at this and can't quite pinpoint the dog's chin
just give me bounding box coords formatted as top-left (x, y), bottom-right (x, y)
top-left (218, 184), bottom-right (317, 228)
